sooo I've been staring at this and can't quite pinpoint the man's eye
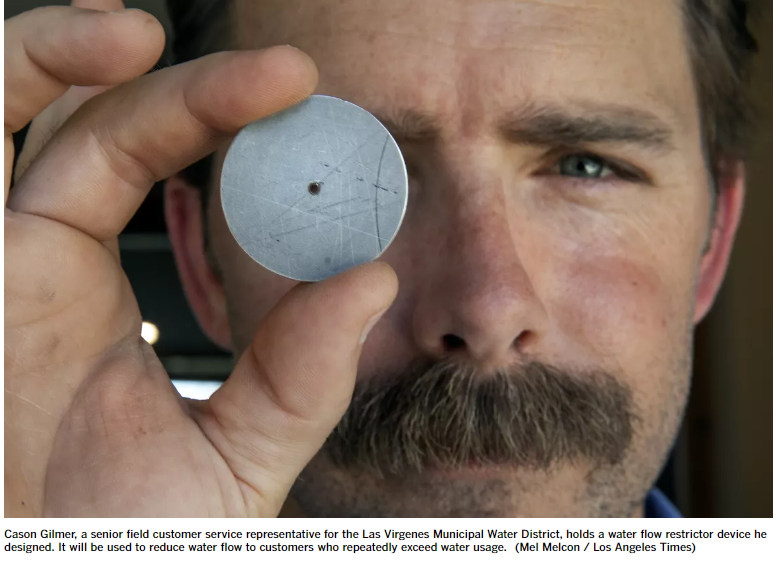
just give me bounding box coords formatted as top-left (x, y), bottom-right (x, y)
top-left (557, 154), bottom-right (613, 179)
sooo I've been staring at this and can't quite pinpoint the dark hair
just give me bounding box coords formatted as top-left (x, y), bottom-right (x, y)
top-left (166, 0), bottom-right (758, 191)
top-left (683, 0), bottom-right (758, 174)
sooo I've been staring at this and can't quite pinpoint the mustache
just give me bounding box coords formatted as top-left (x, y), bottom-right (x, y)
top-left (324, 359), bottom-right (636, 477)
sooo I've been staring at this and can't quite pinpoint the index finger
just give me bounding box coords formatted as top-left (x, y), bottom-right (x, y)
top-left (9, 47), bottom-right (319, 240)
top-left (4, 7), bottom-right (162, 133)
top-left (4, 6), bottom-right (164, 196)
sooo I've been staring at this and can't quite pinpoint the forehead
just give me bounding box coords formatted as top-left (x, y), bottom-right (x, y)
top-left (234, 0), bottom-right (697, 139)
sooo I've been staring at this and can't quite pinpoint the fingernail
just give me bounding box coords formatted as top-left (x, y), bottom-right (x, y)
top-left (360, 311), bottom-right (385, 344)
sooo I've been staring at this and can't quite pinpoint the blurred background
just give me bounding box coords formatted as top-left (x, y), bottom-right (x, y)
top-left (6, 0), bottom-right (773, 517)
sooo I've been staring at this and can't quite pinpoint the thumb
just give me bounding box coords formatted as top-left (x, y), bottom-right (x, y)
top-left (198, 262), bottom-right (398, 516)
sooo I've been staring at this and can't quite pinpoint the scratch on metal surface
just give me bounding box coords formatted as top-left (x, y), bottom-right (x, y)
top-left (314, 195), bottom-right (365, 213)
top-left (374, 135), bottom-right (390, 252)
top-left (271, 204), bottom-right (389, 239)
top-left (224, 186), bottom-right (309, 250)
top-left (317, 130), bottom-right (384, 185)
top-left (269, 199), bottom-right (397, 240)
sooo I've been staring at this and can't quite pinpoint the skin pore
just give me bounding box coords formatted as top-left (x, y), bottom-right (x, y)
top-left (165, 0), bottom-right (743, 516)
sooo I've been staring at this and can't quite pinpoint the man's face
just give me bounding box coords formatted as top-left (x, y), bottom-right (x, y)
top-left (197, 0), bottom-right (720, 516)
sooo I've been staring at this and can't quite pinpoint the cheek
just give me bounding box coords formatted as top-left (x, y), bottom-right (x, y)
top-left (549, 251), bottom-right (694, 445)
top-left (552, 255), bottom-right (676, 358)
top-left (521, 186), bottom-right (704, 373)
top-left (543, 240), bottom-right (696, 442)
top-left (557, 250), bottom-right (695, 443)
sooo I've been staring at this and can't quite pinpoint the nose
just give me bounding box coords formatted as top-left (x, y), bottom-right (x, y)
top-left (411, 178), bottom-right (548, 371)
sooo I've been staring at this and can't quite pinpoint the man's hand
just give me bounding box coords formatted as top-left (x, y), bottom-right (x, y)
top-left (5, 1), bottom-right (397, 517)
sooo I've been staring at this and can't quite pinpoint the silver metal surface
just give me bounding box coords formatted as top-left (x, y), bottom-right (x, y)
top-left (220, 95), bottom-right (408, 282)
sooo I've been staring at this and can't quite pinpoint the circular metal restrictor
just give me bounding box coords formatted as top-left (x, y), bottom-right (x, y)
top-left (220, 95), bottom-right (408, 282)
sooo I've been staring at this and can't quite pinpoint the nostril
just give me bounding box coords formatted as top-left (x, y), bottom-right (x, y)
top-left (442, 334), bottom-right (467, 351)
top-left (513, 330), bottom-right (533, 348)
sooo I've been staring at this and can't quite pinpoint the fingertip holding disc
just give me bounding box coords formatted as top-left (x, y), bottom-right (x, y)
top-left (221, 95), bottom-right (408, 282)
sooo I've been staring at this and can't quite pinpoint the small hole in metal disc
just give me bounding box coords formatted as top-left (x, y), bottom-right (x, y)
top-left (308, 181), bottom-right (321, 195)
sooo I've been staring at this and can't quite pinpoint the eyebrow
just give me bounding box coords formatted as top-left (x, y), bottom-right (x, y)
top-left (499, 103), bottom-right (675, 152)
top-left (372, 108), bottom-right (441, 144)
top-left (372, 103), bottom-right (675, 152)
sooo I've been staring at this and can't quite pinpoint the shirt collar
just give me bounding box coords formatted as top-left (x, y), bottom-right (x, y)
top-left (645, 488), bottom-right (682, 518)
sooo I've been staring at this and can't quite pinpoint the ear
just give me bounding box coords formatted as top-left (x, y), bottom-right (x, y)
top-left (164, 175), bottom-right (233, 351)
top-left (692, 159), bottom-right (745, 323)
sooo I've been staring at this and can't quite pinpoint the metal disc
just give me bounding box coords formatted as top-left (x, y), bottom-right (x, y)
top-left (220, 95), bottom-right (408, 282)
